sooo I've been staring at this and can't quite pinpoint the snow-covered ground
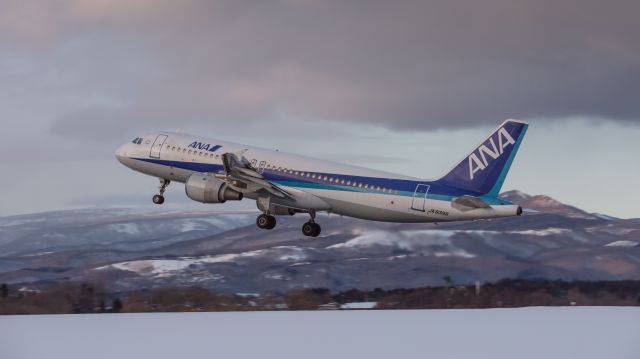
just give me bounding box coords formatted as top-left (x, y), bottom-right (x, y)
top-left (1, 307), bottom-right (639, 359)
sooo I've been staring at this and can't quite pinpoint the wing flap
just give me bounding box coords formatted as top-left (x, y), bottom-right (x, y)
top-left (220, 153), bottom-right (293, 199)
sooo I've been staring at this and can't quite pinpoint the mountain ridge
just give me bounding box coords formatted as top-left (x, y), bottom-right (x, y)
top-left (1, 191), bottom-right (638, 293)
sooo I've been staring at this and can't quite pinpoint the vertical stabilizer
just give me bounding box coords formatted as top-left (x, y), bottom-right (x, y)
top-left (436, 119), bottom-right (528, 196)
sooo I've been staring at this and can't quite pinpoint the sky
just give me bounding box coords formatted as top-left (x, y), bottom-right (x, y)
top-left (0, 0), bottom-right (638, 218)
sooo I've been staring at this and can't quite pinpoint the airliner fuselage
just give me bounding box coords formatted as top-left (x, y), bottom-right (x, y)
top-left (115, 120), bottom-right (527, 236)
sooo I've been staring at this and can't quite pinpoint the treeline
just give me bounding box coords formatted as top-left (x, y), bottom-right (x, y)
top-left (1, 279), bottom-right (639, 315)
top-left (375, 279), bottom-right (640, 309)
top-left (0, 282), bottom-right (122, 315)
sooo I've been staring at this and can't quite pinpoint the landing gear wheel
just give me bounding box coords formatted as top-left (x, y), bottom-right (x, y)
top-left (152, 194), bottom-right (165, 205)
top-left (302, 222), bottom-right (321, 237)
top-left (153, 178), bottom-right (170, 205)
top-left (257, 214), bottom-right (276, 230)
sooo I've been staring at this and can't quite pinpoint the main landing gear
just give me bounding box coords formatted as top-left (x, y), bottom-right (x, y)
top-left (256, 213), bottom-right (277, 230)
top-left (152, 178), bottom-right (170, 205)
top-left (302, 211), bottom-right (321, 237)
top-left (254, 210), bottom-right (321, 237)
top-left (302, 221), bottom-right (321, 237)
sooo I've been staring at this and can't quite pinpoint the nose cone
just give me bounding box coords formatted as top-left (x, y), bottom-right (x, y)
top-left (115, 144), bottom-right (129, 164)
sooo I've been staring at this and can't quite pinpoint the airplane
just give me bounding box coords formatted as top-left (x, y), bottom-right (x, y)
top-left (115, 119), bottom-right (528, 237)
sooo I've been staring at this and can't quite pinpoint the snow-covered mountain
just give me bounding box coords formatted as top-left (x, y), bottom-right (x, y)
top-left (499, 190), bottom-right (599, 219)
top-left (1, 192), bottom-right (638, 293)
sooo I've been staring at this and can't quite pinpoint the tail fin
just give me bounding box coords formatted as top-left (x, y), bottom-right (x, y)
top-left (436, 119), bottom-right (528, 196)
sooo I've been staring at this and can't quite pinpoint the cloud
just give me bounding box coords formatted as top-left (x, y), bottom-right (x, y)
top-left (0, 0), bottom-right (639, 141)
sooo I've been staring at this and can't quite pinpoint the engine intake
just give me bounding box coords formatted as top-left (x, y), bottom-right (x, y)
top-left (185, 173), bottom-right (243, 203)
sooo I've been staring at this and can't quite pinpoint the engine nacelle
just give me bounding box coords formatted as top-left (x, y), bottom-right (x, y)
top-left (185, 173), bottom-right (243, 203)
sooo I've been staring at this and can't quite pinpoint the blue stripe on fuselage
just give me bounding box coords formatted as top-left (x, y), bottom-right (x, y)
top-left (131, 157), bottom-right (511, 205)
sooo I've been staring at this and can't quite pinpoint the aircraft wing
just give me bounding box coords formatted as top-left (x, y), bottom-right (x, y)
top-left (215, 152), bottom-right (294, 199)
top-left (451, 195), bottom-right (491, 211)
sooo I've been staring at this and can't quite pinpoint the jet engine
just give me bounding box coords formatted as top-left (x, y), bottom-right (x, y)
top-left (185, 173), bottom-right (243, 203)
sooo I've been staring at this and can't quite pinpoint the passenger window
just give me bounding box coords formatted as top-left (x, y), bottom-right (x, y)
top-left (188, 150), bottom-right (192, 154)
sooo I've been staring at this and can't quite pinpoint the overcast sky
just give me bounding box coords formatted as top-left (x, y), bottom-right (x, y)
top-left (0, 0), bottom-right (638, 218)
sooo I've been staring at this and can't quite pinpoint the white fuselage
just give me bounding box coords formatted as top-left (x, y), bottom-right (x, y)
top-left (115, 132), bottom-right (520, 223)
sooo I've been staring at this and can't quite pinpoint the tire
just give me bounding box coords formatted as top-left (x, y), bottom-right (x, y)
top-left (265, 215), bottom-right (277, 230)
top-left (311, 223), bottom-right (321, 237)
top-left (256, 214), bottom-right (270, 229)
top-left (152, 195), bottom-right (165, 205)
top-left (302, 222), bottom-right (320, 237)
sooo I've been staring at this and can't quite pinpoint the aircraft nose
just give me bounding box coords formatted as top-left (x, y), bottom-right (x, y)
top-left (115, 144), bottom-right (129, 163)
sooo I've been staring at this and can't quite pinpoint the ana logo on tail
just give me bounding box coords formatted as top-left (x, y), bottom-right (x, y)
top-left (468, 127), bottom-right (515, 180)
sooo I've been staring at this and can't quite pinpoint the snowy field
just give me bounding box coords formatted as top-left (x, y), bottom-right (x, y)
top-left (1, 307), bottom-right (639, 359)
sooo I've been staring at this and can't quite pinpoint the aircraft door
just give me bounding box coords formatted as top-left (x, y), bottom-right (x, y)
top-left (150, 134), bottom-right (168, 158)
top-left (257, 160), bottom-right (267, 174)
top-left (411, 184), bottom-right (430, 211)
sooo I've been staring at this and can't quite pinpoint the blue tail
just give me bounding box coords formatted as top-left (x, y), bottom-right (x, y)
top-left (436, 119), bottom-right (528, 196)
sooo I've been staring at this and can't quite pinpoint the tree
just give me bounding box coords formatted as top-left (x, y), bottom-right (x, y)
top-left (285, 288), bottom-right (332, 310)
top-left (1, 283), bottom-right (8, 299)
top-left (112, 298), bottom-right (123, 313)
top-left (442, 276), bottom-right (454, 288)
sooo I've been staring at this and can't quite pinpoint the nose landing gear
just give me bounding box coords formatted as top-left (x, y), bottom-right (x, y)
top-left (152, 178), bottom-right (170, 205)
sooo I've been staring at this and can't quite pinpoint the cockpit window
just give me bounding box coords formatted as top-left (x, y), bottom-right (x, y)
top-left (132, 137), bottom-right (140, 144)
